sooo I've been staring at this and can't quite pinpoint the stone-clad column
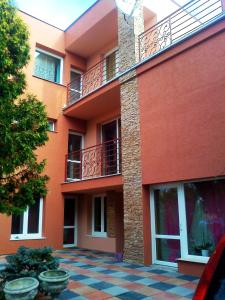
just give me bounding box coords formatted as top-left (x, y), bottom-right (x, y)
top-left (118, 0), bottom-right (145, 263)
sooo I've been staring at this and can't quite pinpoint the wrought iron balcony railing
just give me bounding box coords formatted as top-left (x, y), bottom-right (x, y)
top-left (65, 138), bottom-right (121, 181)
top-left (139, 0), bottom-right (224, 61)
top-left (67, 50), bottom-right (119, 105)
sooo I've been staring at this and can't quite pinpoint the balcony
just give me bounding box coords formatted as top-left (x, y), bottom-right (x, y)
top-left (67, 50), bottom-right (119, 105)
top-left (139, 0), bottom-right (224, 61)
top-left (65, 139), bottom-right (121, 182)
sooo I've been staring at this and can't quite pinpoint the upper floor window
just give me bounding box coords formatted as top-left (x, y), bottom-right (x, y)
top-left (48, 119), bottom-right (56, 132)
top-left (105, 50), bottom-right (118, 82)
top-left (11, 198), bottom-right (43, 240)
top-left (34, 49), bottom-right (63, 84)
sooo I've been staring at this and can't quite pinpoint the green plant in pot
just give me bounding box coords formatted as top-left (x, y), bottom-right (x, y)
top-left (0, 246), bottom-right (59, 299)
top-left (194, 240), bottom-right (213, 257)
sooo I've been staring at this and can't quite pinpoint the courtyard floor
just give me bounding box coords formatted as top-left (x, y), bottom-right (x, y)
top-left (0, 248), bottom-right (199, 299)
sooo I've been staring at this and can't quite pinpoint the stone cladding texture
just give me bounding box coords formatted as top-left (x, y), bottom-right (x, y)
top-left (118, 0), bottom-right (145, 263)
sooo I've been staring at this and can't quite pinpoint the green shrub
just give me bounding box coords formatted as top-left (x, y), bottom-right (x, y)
top-left (0, 246), bottom-right (59, 282)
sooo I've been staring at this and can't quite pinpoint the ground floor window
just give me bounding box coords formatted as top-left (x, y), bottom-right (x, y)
top-left (150, 179), bottom-right (225, 266)
top-left (92, 195), bottom-right (107, 237)
top-left (184, 180), bottom-right (225, 258)
top-left (11, 198), bottom-right (43, 240)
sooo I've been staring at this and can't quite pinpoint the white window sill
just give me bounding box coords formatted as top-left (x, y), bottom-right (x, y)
top-left (89, 233), bottom-right (107, 238)
top-left (177, 256), bottom-right (209, 264)
top-left (10, 236), bottom-right (46, 241)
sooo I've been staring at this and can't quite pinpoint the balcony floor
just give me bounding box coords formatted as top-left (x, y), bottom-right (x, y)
top-left (61, 174), bottom-right (123, 194)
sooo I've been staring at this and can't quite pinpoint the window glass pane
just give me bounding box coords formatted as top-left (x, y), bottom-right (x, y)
top-left (34, 50), bottom-right (61, 83)
top-left (185, 180), bottom-right (225, 257)
top-left (28, 199), bottom-right (40, 234)
top-left (94, 197), bottom-right (101, 232)
top-left (70, 71), bottom-right (82, 102)
top-left (64, 199), bottom-right (75, 226)
top-left (63, 228), bottom-right (75, 245)
top-left (154, 188), bottom-right (179, 235)
top-left (48, 120), bottom-right (55, 131)
top-left (156, 238), bottom-right (181, 263)
top-left (11, 214), bottom-right (24, 234)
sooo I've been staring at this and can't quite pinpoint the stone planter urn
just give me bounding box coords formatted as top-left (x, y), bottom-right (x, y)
top-left (3, 277), bottom-right (39, 300)
top-left (38, 269), bottom-right (69, 299)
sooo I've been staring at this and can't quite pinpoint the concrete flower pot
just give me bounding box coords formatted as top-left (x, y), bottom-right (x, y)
top-left (3, 277), bottom-right (39, 300)
top-left (38, 269), bottom-right (69, 299)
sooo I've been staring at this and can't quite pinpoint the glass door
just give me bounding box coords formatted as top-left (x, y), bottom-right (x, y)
top-left (70, 70), bottom-right (82, 102)
top-left (67, 133), bottom-right (83, 180)
top-left (63, 198), bottom-right (77, 247)
top-left (150, 185), bottom-right (182, 267)
top-left (101, 119), bottom-right (120, 175)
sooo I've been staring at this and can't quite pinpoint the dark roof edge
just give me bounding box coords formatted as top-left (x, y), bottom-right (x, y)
top-left (18, 9), bottom-right (64, 31)
top-left (64, 0), bottom-right (100, 32)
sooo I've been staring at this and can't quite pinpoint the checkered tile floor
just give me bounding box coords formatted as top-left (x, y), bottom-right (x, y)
top-left (0, 248), bottom-right (199, 299)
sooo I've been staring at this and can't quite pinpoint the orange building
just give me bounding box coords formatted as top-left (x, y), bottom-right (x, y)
top-left (0, 0), bottom-right (225, 277)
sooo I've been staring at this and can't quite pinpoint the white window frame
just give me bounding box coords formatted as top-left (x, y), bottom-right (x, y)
top-left (34, 48), bottom-right (64, 84)
top-left (92, 195), bottom-right (107, 238)
top-left (150, 181), bottom-right (213, 267)
top-left (70, 68), bottom-right (83, 99)
top-left (11, 198), bottom-right (44, 240)
top-left (103, 47), bottom-right (119, 84)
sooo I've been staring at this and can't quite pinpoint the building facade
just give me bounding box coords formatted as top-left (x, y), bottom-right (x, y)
top-left (0, 0), bottom-right (225, 276)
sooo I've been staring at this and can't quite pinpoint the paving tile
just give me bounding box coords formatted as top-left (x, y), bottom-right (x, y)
top-left (135, 278), bottom-right (158, 286)
top-left (121, 282), bottom-right (145, 291)
top-left (102, 286), bottom-right (129, 296)
top-left (150, 275), bottom-right (172, 282)
top-left (136, 267), bottom-right (154, 272)
top-left (124, 264), bottom-right (142, 269)
top-left (151, 291), bottom-right (180, 299)
top-left (183, 282), bottom-right (198, 289)
top-left (123, 274), bottom-right (144, 282)
top-left (149, 269), bottom-right (168, 275)
top-left (117, 291), bottom-right (147, 299)
top-left (59, 289), bottom-right (80, 299)
top-left (168, 286), bottom-right (194, 297)
top-left (79, 278), bottom-right (102, 285)
top-left (87, 266), bottom-right (107, 272)
top-left (71, 274), bottom-right (90, 281)
top-left (72, 262), bottom-right (88, 267)
top-left (178, 275), bottom-right (199, 281)
top-left (89, 281), bottom-right (115, 290)
top-left (110, 271), bottom-right (130, 278)
top-left (100, 269), bottom-right (119, 275)
top-left (137, 286), bottom-right (161, 297)
top-left (165, 278), bottom-right (189, 285)
top-left (73, 286), bottom-right (96, 296)
top-left (150, 282), bottom-right (176, 291)
top-left (68, 280), bottom-right (84, 289)
top-left (85, 290), bottom-right (112, 300)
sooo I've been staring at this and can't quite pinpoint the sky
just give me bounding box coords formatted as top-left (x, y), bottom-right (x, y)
top-left (15, 0), bottom-right (189, 30)
top-left (15, 0), bottom-right (98, 30)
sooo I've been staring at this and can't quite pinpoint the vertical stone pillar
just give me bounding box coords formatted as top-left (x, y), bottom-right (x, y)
top-left (118, 0), bottom-right (145, 263)
top-left (107, 192), bottom-right (116, 238)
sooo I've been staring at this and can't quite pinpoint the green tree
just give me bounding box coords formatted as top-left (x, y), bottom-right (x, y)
top-left (0, 0), bottom-right (49, 214)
